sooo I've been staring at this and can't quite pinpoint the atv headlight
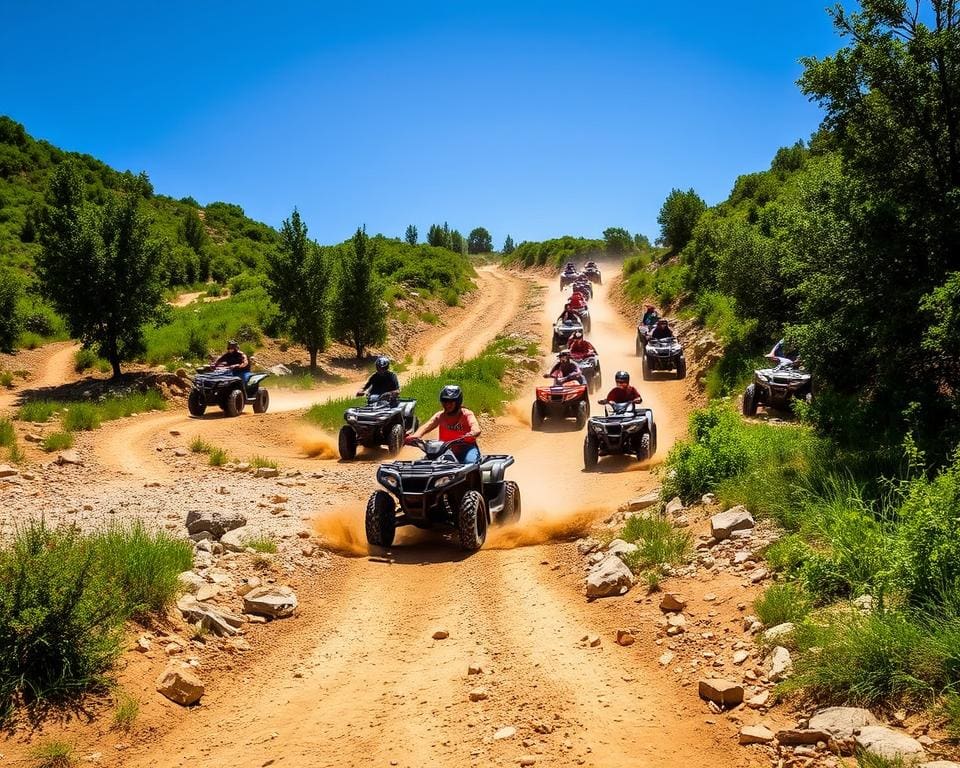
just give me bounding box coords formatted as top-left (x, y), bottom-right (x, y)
top-left (381, 473), bottom-right (398, 489)
top-left (346, 413), bottom-right (358, 423)
top-left (624, 424), bottom-right (639, 433)
top-left (434, 475), bottom-right (452, 489)
top-left (757, 373), bottom-right (770, 383)
top-left (591, 423), bottom-right (604, 434)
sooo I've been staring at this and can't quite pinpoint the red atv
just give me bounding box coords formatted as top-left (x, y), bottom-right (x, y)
top-left (531, 376), bottom-right (590, 431)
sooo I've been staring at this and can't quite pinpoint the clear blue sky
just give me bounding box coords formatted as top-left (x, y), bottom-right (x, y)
top-left (1, 2), bottom-right (839, 246)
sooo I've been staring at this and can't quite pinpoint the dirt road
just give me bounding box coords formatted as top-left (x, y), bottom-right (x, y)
top-left (117, 265), bottom-right (750, 768)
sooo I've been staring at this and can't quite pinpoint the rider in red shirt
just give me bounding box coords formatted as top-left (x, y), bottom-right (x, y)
top-left (600, 371), bottom-right (643, 405)
top-left (567, 291), bottom-right (587, 310)
top-left (409, 385), bottom-right (481, 463)
top-left (566, 330), bottom-right (596, 359)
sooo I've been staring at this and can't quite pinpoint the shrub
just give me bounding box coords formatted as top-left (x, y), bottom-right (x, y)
top-left (249, 455), bottom-right (278, 469)
top-left (619, 514), bottom-right (691, 571)
top-left (754, 582), bottom-right (813, 626)
top-left (244, 536), bottom-right (278, 554)
top-left (0, 371), bottom-right (12, 388)
top-left (0, 418), bottom-right (13, 448)
top-left (189, 436), bottom-right (212, 453)
top-left (8, 443), bottom-right (25, 464)
top-left (63, 404), bottom-right (100, 431)
top-left (73, 348), bottom-right (99, 373)
top-left (208, 447), bottom-right (229, 466)
top-left (28, 739), bottom-right (74, 768)
top-left (41, 431), bottom-right (74, 452)
top-left (112, 692), bottom-right (139, 732)
top-left (18, 400), bottom-right (58, 423)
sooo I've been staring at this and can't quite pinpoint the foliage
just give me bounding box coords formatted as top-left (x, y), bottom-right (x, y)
top-left (0, 418), bottom-right (13, 448)
top-left (602, 226), bottom-right (634, 254)
top-left (404, 224), bottom-right (417, 246)
top-left (0, 267), bottom-right (22, 352)
top-left (28, 740), bottom-right (74, 768)
top-left (618, 514), bottom-right (691, 571)
top-left (112, 692), bottom-right (139, 732)
top-left (502, 234), bottom-right (515, 254)
top-left (265, 210), bottom-right (332, 371)
top-left (41, 432), bottom-right (73, 452)
top-left (505, 236), bottom-right (605, 268)
top-left (62, 403), bottom-right (99, 431)
top-left (657, 188), bottom-right (706, 251)
top-left (189, 436), bottom-right (212, 454)
top-left (37, 163), bottom-right (168, 377)
top-left (467, 227), bottom-right (493, 254)
top-left (333, 228), bottom-right (387, 358)
top-left (19, 400), bottom-right (58, 423)
top-left (753, 582), bottom-right (813, 626)
top-left (244, 536), bottom-right (278, 554)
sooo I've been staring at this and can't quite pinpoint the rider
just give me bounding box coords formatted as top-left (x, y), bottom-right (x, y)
top-left (567, 290), bottom-right (587, 310)
top-left (357, 356), bottom-right (400, 400)
top-left (567, 330), bottom-right (596, 359)
top-left (599, 370), bottom-right (643, 405)
top-left (766, 338), bottom-right (799, 367)
top-left (651, 317), bottom-right (674, 340)
top-left (409, 385), bottom-right (481, 464)
top-left (213, 340), bottom-right (250, 385)
top-left (641, 304), bottom-right (659, 328)
top-left (545, 350), bottom-right (587, 385)
top-left (557, 304), bottom-right (580, 324)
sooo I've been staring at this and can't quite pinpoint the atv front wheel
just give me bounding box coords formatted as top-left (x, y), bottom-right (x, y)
top-left (583, 436), bottom-right (599, 470)
top-left (457, 490), bottom-right (488, 550)
top-left (575, 401), bottom-right (588, 430)
top-left (501, 481), bottom-right (521, 525)
top-left (530, 401), bottom-right (544, 431)
top-left (642, 354), bottom-right (651, 380)
top-left (388, 423), bottom-right (405, 457)
top-left (365, 490), bottom-right (396, 547)
top-left (742, 384), bottom-right (758, 417)
top-left (188, 390), bottom-right (206, 417)
top-left (676, 358), bottom-right (686, 379)
top-left (225, 388), bottom-right (245, 417)
top-left (253, 388), bottom-right (270, 414)
top-left (635, 334), bottom-right (643, 357)
top-left (638, 432), bottom-right (652, 461)
top-left (338, 425), bottom-right (358, 460)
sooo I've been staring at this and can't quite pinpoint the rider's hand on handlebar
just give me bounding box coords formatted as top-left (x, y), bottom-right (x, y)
top-left (598, 399), bottom-right (608, 405)
top-left (404, 435), bottom-right (417, 445)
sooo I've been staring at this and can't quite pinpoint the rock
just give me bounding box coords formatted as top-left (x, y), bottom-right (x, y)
top-left (698, 679), bottom-right (744, 707)
top-left (658, 651), bottom-right (674, 666)
top-left (0, 465), bottom-right (18, 478)
top-left (195, 584), bottom-right (220, 602)
top-left (762, 622), bottom-right (796, 642)
top-left (732, 650), bottom-right (750, 665)
top-left (220, 525), bottom-right (263, 552)
top-left (750, 569), bottom-right (768, 584)
top-left (763, 646), bottom-right (793, 682)
top-left (155, 664), bottom-right (204, 706)
top-left (255, 466), bottom-right (279, 478)
top-left (746, 692), bottom-right (769, 709)
top-left (666, 613), bottom-right (687, 634)
top-left (177, 595), bottom-right (244, 636)
top-left (177, 571), bottom-right (206, 594)
top-left (242, 586), bottom-right (298, 619)
top-left (236, 576), bottom-right (262, 596)
top-left (24, 433), bottom-right (43, 443)
top-left (269, 364), bottom-right (292, 376)
top-left (586, 634), bottom-right (601, 647)
top-left (921, 763), bottom-right (960, 768)
top-left (626, 491), bottom-right (659, 511)
top-left (185, 509), bottom-right (247, 539)
top-left (739, 725), bottom-right (775, 745)
top-left (494, 726), bottom-right (516, 740)
top-left (226, 637), bottom-right (252, 652)
top-left (852, 594), bottom-right (875, 612)
top-left (469, 687), bottom-right (489, 702)
top-left (576, 538), bottom-right (600, 555)
top-left (665, 496), bottom-right (684, 517)
top-left (271, 494), bottom-right (289, 504)
top-left (585, 554), bottom-right (634, 598)
top-left (808, 707), bottom-right (879, 742)
top-left (710, 505), bottom-right (755, 541)
top-left (173, 448), bottom-right (188, 457)
top-left (55, 449), bottom-right (83, 465)
top-left (432, 629), bottom-right (449, 640)
top-left (855, 726), bottom-right (926, 761)
top-left (616, 629), bottom-right (635, 646)
top-left (776, 729), bottom-right (834, 746)
top-left (518, 757), bottom-right (536, 767)
top-left (136, 636), bottom-right (151, 653)
top-left (468, 662), bottom-right (484, 675)
top-left (606, 539), bottom-right (638, 558)
top-left (701, 492), bottom-right (716, 505)
top-left (659, 593), bottom-right (687, 612)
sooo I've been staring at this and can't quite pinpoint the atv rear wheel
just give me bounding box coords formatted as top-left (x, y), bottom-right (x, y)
top-left (583, 435), bottom-right (599, 470)
top-left (252, 388), bottom-right (270, 414)
top-left (742, 384), bottom-right (758, 416)
top-left (642, 353), bottom-right (651, 380)
top-left (676, 358), bottom-right (686, 379)
top-left (501, 481), bottom-right (521, 525)
top-left (650, 420), bottom-right (658, 456)
top-left (575, 400), bottom-right (588, 430)
top-left (636, 334), bottom-right (643, 356)
top-left (639, 432), bottom-right (652, 461)
top-left (338, 425), bottom-right (358, 460)
top-left (365, 490), bottom-right (396, 547)
top-left (457, 490), bottom-right (487, 550)
top-left (530, 401), bottom-right (544, 431)
top-left (225, 388), bottom-right (245, 417)
top-left (388, 423), bottom-right (405, 457)
top-left (188, 390), bottom-right (206, 417)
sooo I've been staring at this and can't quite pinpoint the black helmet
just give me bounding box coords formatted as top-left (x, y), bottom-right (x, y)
top-left (615, 370), bottom-right (630, 383)
top-left (439, 384), bottom-right (463, 407)
top-left (375, 356), bottom-right (390, 372)
top-left (558, 349), bottom-right (571, 358)
top-left (227, 339), bottom-right (239, 349)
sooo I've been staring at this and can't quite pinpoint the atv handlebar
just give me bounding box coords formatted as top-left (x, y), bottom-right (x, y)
top-left (403, 436), bottom-right (469, 450)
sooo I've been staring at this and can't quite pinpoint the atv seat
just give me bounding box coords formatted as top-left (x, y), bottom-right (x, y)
top-left (479, 454), bottom-right (515, 484)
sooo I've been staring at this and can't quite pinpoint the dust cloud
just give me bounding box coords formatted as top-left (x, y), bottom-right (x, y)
top-left (297, 427), bottom-right (339, 459)
top-left (486, 505), bottom-right (607, 549)
top-left (312, 506), bottom-right (367, 556)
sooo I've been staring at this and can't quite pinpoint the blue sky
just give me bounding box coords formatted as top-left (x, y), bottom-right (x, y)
top-left (1, 2), bottom-right (839, 246)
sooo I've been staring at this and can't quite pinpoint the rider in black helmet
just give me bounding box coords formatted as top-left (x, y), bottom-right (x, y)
top-left (599, 370), bottom-right (643, 405)
top-left (357, 356), bottom-right (401, 400)
top-left (409, 384), bottom-right (482, 463)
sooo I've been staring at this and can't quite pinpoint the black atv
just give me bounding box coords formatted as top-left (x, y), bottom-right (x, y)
top-left (531, 375), bottom-right (590, 431)
top-left (635, 323), bottom-right (654, 355)
top-left (570, 304), bottom-right (591, 333)
top-left (559, 270), bottom-right (580, 289)
top-left (573, 353), bottom-right (602, 394)
top-left (365, 437), bottom-right (520, 550)
top-left (571, 280), bottom-right (593, 300)
top-left (582, 263), bottom-right (602, 284)
top-left (642, 336), bottom-right (686, 379)
top-left (742, 362), bottom-right (812, 416)
top-left (552, 317), bottom-right (584, 351)
top-left (188, 367), bottom-right (270, 417)
top-left (583, 401), bottom-right (658, 469)
top-left (338, 394), bottom-right (419, 460)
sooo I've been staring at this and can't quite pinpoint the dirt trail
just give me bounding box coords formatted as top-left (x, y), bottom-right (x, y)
top-left (121, 263), bottom-right (749, 768)
top-left (0, 341), bottom-right (81, 410)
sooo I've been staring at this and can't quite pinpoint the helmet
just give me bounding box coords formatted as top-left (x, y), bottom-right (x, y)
top-left (227, 339), bottom-right (239, 349)
top-left (558, 349), bottom-right (571, 358)
top-left (645, 304), bottom-right (654, 311)
top-left (656, 317), bottom-right (668, 325)
top-left (375, 356), bottom-right (390, 372)
top-left (571, 330), bottom-right (583, 340)
top-left (615, 370), bottom-right (630, 383)
top-left (439, 384), bottom-right (463, 408)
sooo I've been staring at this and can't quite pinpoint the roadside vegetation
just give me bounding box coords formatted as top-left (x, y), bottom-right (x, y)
top-left (503, 228), bottom-right (647, 268)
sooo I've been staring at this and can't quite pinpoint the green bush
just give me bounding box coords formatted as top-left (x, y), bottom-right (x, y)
top-left (208, 447), bottom-right (229, 466)
top-left (619, 514), bottom-right (691, 571)
top-left (754, 582), bottom-right (813, 626)
top-left (28, 739), bottom-right (74, 768)
top-left (0, 418), bottom-right (13, 448)
top-left (0, 371), bottom-right (12, 388)
top-left (18, 400), bottom-right (58, 423)
top-left (73, 348), bottom-right (99, 373)
top-left (244, 536), bottom-right (278, 554)
top-left (63, 404), bottom-right (100, 431)
top-left (41, 431), bottom-right (74, 452)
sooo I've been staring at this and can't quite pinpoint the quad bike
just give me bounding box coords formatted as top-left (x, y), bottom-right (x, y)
top-left (571, 280), bottom-right (593, 300)
top-left (569, 304), bottom-right (591, 333)
top-left (338, 394), bottom-right (419, 460)
top-left (531, 376), bottom-right (590, 430)
top-left (642, 336), bottom-right (686, 379)
top-left (742, 362), bottom-right (812, 416)
top-left (635, 322), bottom-right (654, 355)
top-left (552, 317), bottom-right (584, 351)
top-left (582, 263), bottom-right (602, 284)
top-left (572, 352), bottom-right (602, 393)
top-left (188, 367), bottom-right (270, 417)
top-left (559, 269), bottom-right (580, 289)
top-left (583, 400), bottom-right (658, 469)
top-left (365, 437), bottom-right (520, 550)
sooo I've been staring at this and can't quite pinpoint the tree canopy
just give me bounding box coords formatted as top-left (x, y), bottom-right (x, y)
top-left (467, 227), bottom-right (493, 254)
top-left (334, 228), bottom-right (388, 358)
top-left (657, 188), bottom-right (707, 252)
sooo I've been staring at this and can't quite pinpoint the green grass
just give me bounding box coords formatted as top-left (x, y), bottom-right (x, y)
top-left (208, 447), bottom-right (229, 466)
top-left (856, 753), bottom-right (908, 768)
top-left (268, 372), bottom-right (327, 390)
top-left (618, 514), bottom-right (692, 573)
top-left (249, 455), bottom-right (278, 469)
top-left (0, 418), bottom-right (14, 448)
top-left (304, 335), bottom-right (527, 432)
top-left (8, 442), bottom-right (25, 464)
top-left (73, 348), bottom-right (109, 374)
top-left (62, 403), bottom-right (100, 431)
top-left (189, 436), bottom-right (213, 454)
top-left (0, 371), bottom-right (13, 389)
top-left (112, 692), bottom-right (139, 732)
top-left (244, 536), bottom-right (278, 554)
top-left (0, 522), bottom-right (190, 717)
top-left (23, 391), bottom-right (167, 435)
top-left (17, 400), bottom-right (59, 423)
top-left (753, 582), bottom-right (813, 627)
top-left (28, 739), bottom-right (74, 768)
top-left (41, 431), bottom-right (74, 452)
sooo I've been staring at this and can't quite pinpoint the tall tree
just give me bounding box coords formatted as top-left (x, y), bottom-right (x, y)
top-left (404, 224), bottom-right (418, 246)
top-left (427, 223), bottom-right (449, 248)
top-left (602, 227), bottom-right (633, 254)
top-left (265, 209), bottom-right (332, 371)
top-left (502, 234), bottom-right (515, 254)
top-left (333, 228), bottom-right (388, 359)
top-left (449, 228), bottom-right (464, 255)
top-left (467, 227), bottom-right (493, 254)
top-left (657, 188), bottom-right (707, 252)
top-left (38, 163), bottom-right (167, 378)
top-left (180, 208), bottom-right (207, 253)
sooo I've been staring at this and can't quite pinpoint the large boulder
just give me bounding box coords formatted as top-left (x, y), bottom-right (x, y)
top-left (606, 539), bottom-right (638, 559)
top-left (243, 586), bottom-right (298, 619)
top-left (220, 525), bottom-right (266, 552)
top-left (710, 505), bottom-right (755, 541)
top-left (185, 509), bottom-right (247, 540)
top-left (177, 595), bottom-right (244, 636)
top-left (585, 555), bottom-right (634, 598)
top-left (808, 707), bottom-right (879, 742)
top-left (762, 622), bottom-right (796, 643)
top-left (855, 726), bottom-right (925, 761)
top-left (156, 664), bottom-right (204, 706)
